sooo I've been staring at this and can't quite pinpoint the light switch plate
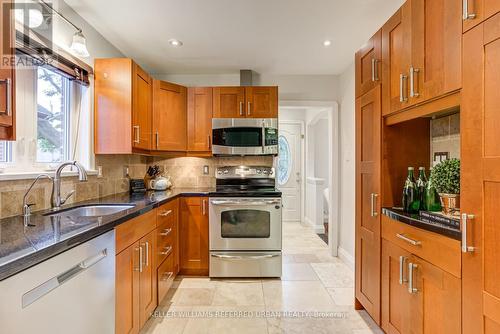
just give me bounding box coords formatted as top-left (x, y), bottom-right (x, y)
top-left (203, 165), bottom-right (209, 175)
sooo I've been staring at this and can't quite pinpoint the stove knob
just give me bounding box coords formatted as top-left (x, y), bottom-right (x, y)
top-left (269, 170), bottom-right (274, 175)
top-left (223, 170), bottom-right (229, 174)
top-left (257, 169), bottom-right (262, 174)
top-left (217, 170), bottom-right (223, 175)
top-left (263, 170), bottom-right (269, 175)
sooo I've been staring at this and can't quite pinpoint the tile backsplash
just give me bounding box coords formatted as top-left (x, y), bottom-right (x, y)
top-left (431, 113), bottom-right (460, 166)
top-left (0, 155), bottom-right (274, 219)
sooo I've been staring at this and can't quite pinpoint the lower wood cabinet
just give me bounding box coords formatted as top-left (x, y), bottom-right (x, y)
top-left (179, 197), bottom-right (209, 276)
top-left (382, 237), bottom-right (461, 334)
top-left (115, 210), bottom-right (157, 334)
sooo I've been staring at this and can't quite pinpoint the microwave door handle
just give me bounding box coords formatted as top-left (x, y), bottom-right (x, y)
top-left (261, 122), bottom-right (266, 154)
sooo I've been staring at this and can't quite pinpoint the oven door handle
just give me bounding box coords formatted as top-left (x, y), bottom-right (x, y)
top-left (210, 200), bottom-right (281, 206)
top-left (211, 254), bottom-right (280, 260)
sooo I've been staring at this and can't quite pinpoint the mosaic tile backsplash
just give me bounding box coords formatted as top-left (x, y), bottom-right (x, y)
top-left (0, 155), bottom-right (274, 219)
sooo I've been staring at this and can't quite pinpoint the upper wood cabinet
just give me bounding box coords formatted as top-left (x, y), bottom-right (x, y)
top-left (188, 87), bottom-right (213, 153)
top-left (462, 15), bottom-right (500, 334)
top-left (382, 0), bottom-right (462, 116)
top-left (94, 58), bottom-right (153, 154)
top-left (152, 80), bottom-right (187, 151)
top-left (0, 0), bottom-right (15, 141)
top-left (355, 85), bottom-right (382, 324)
top-left (409, 0), bottom-right (462, 105)
top-left (179, 197), bottom-right (209, 276)
top-left (381, 3), bottom-right (412, 116)
top-left (213, 86), bottom-right (278, 118)
top-left (463, 0), bottom-right (500, 32)
top-left (355, 30), bottom-right (382, 98)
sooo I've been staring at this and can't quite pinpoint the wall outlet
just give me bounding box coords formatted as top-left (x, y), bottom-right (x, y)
top-left (203, 165), bottom-right (209, 175)
top-left (97, 166), bottom-right (103, 178)
top-left (123, 166), bottom-right (130, 178)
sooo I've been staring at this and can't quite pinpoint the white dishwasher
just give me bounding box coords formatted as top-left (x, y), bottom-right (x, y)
top-left (0, 230), bottom-right (115, 334)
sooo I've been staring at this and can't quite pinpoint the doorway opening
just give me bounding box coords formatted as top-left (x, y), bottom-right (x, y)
top-left (277, 101), bottom-right (339, 256)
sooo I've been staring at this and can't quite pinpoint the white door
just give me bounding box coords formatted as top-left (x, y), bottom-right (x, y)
top-left (277, 122), bottom-right (303, 222)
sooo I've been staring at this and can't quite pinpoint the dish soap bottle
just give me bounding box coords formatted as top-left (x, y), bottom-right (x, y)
top-left (402, 167), bottom-right (419, 213)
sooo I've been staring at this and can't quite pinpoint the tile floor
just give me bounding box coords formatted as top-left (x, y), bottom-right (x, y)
top-left (141, 222), bottom-right (383, 334)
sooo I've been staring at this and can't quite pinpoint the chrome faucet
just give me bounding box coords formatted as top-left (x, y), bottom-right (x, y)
top-left (52, 161), bottom-right (88, 210)
top-left (23, 174), bottom-right (54, 217)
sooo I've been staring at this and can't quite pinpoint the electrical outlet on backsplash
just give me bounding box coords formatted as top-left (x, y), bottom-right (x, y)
top-left (145, 156), bottom-right (275, 189)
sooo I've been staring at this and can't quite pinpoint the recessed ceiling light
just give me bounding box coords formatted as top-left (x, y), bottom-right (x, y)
top-left (323, 40), bottom-right (332, 47)
top-left (168, 39), bottom-right (183, 47)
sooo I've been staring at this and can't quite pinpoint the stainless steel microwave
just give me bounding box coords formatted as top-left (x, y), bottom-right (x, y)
top-left (212, 118), bottom-right (278, 156)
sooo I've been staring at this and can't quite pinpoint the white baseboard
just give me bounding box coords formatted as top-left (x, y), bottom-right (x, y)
top-left (338, 247), bottom-right (354, 271)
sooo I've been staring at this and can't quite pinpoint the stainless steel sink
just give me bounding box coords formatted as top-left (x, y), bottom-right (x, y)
top-left (45, 204), bottom-right (135, 217)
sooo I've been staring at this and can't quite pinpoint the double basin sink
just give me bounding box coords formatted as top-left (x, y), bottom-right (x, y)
top-left (44, 204), bottom-right (136, 218)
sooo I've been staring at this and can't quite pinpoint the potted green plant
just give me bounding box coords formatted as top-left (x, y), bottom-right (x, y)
top-left (430, 158), bottom-right (460, 214)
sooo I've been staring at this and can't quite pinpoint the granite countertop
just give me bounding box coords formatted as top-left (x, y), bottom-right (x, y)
top-left (382, 207), bottom-right (461, 240)
top-left (0, 188), bottom-right (213, 281)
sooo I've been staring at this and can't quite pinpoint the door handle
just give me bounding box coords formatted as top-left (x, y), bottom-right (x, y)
top-left (133, 126), bottom-right (140, 143)
top-left (239, 101), bottom-right (244, 116)
top-left (247, 101), bottom-right (251, 116)
top-left (202, 199), bottom-right (207, 215)
top-left (371, 59), bottom-right (379, 82)
top-left (370, 193), bottom-right (378, 217)
top-left (155, 131), bottom-right (159, 149)
top-left (409, 66), bottom-right (420, 98)
top-left (408, 262), bottom-right (418, 294)
top-left (144, 241), bottom-right (149, 267)
top-left (138, 245), bottom-right (143, 272)
top-left (161, 272), bottom-right (174, 281)
top-left (463, 0), bottom-right (476, 20)
top-left (399, 256), bottom-right (408, 285)
top-left (160, 228), bottom-right (172, 236)
top-left (396, 233), bottom-right (421, 246)
top-left (399, 74), bottom-right (408, 102)
top-left (0, 78), bottom-right (11, 116)
top-left (461, 213), bottom-right (476, 253)
top-left (207, 135), bottom-right (211, 149)
top-left (159, 209), bottom-right (172, 217)
top-left (160, 245), bottom-right (173, 256)
top-left (211, 253), bottom-right (280, 260)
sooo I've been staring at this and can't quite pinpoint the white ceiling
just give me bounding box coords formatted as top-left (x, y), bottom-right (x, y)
top-left (65, 0), bottom-right (404, 75)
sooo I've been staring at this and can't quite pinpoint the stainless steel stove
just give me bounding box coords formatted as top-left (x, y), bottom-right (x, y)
top-left (209, 166), bottom-right (282, 278)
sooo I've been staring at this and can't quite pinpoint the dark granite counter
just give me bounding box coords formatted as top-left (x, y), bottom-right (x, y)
top-left (0, 188), bottom-right (213, 281)
top-left (382, 207), bottom-right (461, 241)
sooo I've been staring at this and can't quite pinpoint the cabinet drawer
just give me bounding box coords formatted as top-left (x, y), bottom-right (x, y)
top-left (157, 253), bottom-right (175, 303)
top-left (116, 209), bottom-right (157, 254)
top-left (157, 199), bottom-right (178, 227)
top-left (381, 215), bottom-right (461, 278)
top-left (156, 227), bottom-right (175, 267)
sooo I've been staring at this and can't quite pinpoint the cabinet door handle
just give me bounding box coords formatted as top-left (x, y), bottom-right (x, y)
top-left (138, 245), bottom-right (143, 272)
top-left (133, 126), bottom-right (140, 143)
top-left (207, 135), bottom-right (211, 149)
top-left (0, 78), bottom-right (12, 116)
top-left (247, 101), bottom-right (251, 116)
top-left (144, 241), bottom-right (149, 267)
top-left (461, 213), bottom-right (476, 253)
top-left (160, 245), bottom-right (173, 256)
top-left (463, 0), bottom-right (476, 20)
top-left (239, 101), bottom-right (244, 116)
top-left (155, 131), bottom-right (159, 149)
top-left (399, 256), bottom-right (408, 285)
top-left (408, 262), bottom-right (418, 294)
top-left (370, 193), bottom-right (378, 217)
top-left (159, 209), bottom-right (172, 217)
top-left (371, 59), bottom-right (379, 82)
top-left (161, 272), bottom-right (174, 281)
top-left (396, 233), bottom-right (421, 246)
top-left (160, 228), bottom-right (172, 236)
top-left (399, 74), bottom-right (408, 102)
top-left (409, 66), bottom-right (420, 98)
top-left (202, 199), bottom-right (207, 215)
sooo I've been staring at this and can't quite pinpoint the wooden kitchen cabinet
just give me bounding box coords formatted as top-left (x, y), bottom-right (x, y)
top-left (0, 0), bottom-right (15, 140)
top-left (409, 0), bottom-right (462, 105)
top-left (115, 210), bottom-right (157, 334)
top-left (381, 239), bottom-right (412, 334)
top-left (355, 30), bottom-right (382, 98)
top-left (152, 80), bottom-right (187, 151)
top-left (188, 87), bottom-right (213, 153)
top-left (463, 0), bottom-right (500, 32)
top-left (355, 85), bottom-right (382, 324)
top-left (94, 58), bottom-right (153, 154)
top-left (461, 14), bottom-right (500, 334)
top-left (179, 197), bottom-right (209, 276)
top-left (213, 86), bottom-right (277, 119)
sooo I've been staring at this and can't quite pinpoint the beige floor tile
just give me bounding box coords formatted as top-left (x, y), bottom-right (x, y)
top-left (327, 287), bottom-right (355, 306)
top-left (172, 277), bottom-right (218, 289)
top-left (170, 287), bottom-right (215, 306)
top-left (140, 306), bottom-right (192, 334)
top-left (292, 253), bottom-right (321, 263)
top-left (311, 263), bottom-right (354, 288)
top-left (263, 281), bottom-right (337, 311)
top-left (281, 263), bottom-right (319, 281)
top-left (212, 281), bottom-right (264, 306)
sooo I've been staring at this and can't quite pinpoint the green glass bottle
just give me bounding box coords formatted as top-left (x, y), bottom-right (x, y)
top-left (416, 167), bottom-right (428, 211)
top-left (424, 167), bottom-right (442, 212)
top-left (402, 167), bottom-right (419, 213)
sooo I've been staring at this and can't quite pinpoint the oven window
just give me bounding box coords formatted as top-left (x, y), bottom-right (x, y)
top-left (212, 128), bottom-right (262, 147)
top-left (221, 210), bottom-right (271, 238)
